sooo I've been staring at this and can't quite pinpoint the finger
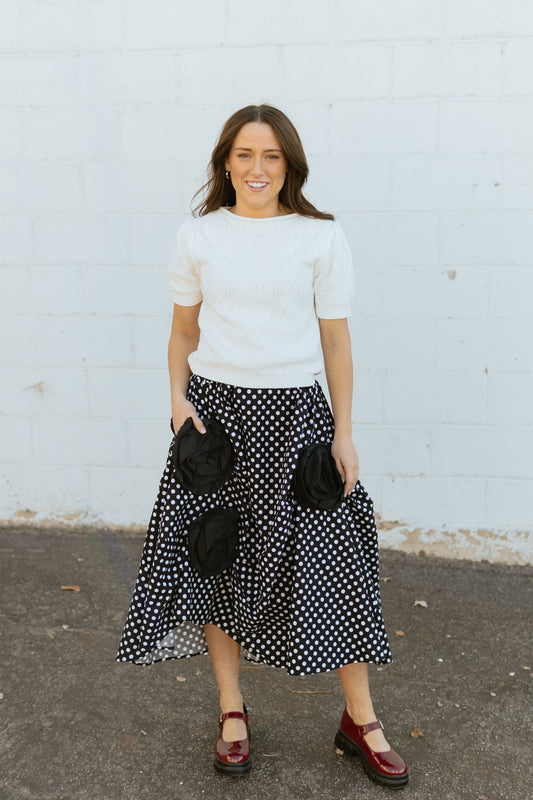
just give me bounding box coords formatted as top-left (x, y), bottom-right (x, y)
top-left (172, 411), bottom-right (205, 436)
top-left (191, 414), bottom-right (207, 434)
top-left (337, 463), bottom-right (354, 497)
top-left (334, 458), bottom-right (346, 482)
top-left (343, 468), bottom-right (359, 496)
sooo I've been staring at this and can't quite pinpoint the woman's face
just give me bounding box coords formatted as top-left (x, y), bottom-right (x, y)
top-left (225, 122), bottom-right (288, 217)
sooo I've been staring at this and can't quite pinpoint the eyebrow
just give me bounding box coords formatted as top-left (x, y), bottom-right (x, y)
top-left (233, 147), bottom-right (282, 153)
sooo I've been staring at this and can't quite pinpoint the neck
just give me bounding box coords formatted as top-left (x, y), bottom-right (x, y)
top-left (231, 201), bottom-right (287, 218)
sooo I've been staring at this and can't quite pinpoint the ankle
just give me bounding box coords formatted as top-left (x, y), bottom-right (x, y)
top-left (345, 704), bottom-right (377, 726)
top-left (219, 692), bottom-right (244, 714)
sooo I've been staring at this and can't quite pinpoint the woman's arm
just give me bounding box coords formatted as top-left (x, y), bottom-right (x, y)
top-left (168, 302), bottom-right (205, 434)
top-left (318, 317), bottom-right (359, 496)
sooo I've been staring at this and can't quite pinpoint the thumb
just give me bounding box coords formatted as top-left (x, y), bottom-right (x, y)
top-left (191, 413), bottom-right (207, 435)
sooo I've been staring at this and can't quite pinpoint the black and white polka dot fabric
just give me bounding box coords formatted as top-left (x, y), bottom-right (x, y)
top-left (116, 375), bottom-right (392, 675)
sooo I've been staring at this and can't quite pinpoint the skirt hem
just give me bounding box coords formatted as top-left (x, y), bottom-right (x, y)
top-left (116, 619), bottom-right (393, 677)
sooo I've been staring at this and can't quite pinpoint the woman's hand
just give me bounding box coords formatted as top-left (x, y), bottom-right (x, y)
top-left (331, 434), bottom-right (360, 497)
top-left (171, 398), bottom-right (206, 436)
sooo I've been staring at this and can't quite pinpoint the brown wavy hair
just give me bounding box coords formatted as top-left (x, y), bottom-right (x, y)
top-left (192, 104), bottom-right (334, 220)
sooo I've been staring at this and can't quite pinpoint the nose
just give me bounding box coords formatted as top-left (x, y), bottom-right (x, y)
top-left (250, 155), bottom-right (263, 175)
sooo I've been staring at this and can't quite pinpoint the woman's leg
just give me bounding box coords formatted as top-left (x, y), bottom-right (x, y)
top-left (337, 662), bottom-right (390, 751)
top-left (204, 623), bottom-right (247, 741)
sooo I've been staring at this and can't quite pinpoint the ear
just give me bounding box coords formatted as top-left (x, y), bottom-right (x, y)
top-left (225, 159), bottom-right (230, 171)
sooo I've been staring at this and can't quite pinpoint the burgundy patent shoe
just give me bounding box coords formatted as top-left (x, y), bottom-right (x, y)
top-left (214, 705), bottom-right (251, 776)
top-left (335, 707), bottom-right (408, 788)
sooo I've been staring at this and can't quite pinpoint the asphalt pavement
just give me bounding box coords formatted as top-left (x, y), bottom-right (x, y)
top-left (0, 526), bottom-right (531, 800)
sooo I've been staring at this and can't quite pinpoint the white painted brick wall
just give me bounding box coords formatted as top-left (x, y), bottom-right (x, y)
top-left (307, 157), bottom-right (390, 213)
top-left (441, 212), bottom-right (533, 265)
top-left (181, 48), bottom-right (283, 107)
top-left (0, 164), bottom-right (80, 214)
top-left (503, 157), bottom-right (533, 208)
top-left (332, 101), bottom-right (440, 155)
top-left (88, 466), bottom-right (163, 525)
top-left (284, 46), bottom-right (391, 102)
top-left (82, 267), bottom-right (168, 314)
top-left (393, 42), bottom-right (502, 97)
top-left (1, 0), bottom-right (532, 563)
top-left (488, 374), bottom-right (533, 426)
top-left (87, 369), bottom-right (169, 419)
top-left (34, 418), bottom-right (127, 467)
top-left (33, 215), bottom-right (128, 264)
top-left (0, 110), bottom-right (20, 160)
top-left (391, 158), bottom-right (501, 211)
top-left (2, 465), bottom-right (90, 517)
top-left (24, 108), bottom-right (121, 161)
top-left (343, 213), bottom-right (440, 266)
top-left (0, 216), bottom-right (31, 263)
top-left (0, 55), bottom-right (80, 105)
top-left (21, 0), bottom-right (125, 51)
top-left (381, 477), bottom-right (487, 529)
top-left (80, 52), bottom-right (176, 106)
top-left (440, 100), bottom-right (533, 154)
top-left (444, 0), bottom-right (533, 38)
top-left (503, 40), bottom-right (533, 95)
top-left (383, 372), bottom-right (488, 425)
top-left (1, 367), bottom-right (89, 416)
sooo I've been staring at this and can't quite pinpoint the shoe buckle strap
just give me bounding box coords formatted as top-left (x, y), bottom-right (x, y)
top-left (219, 710), bottom-right (247, 724)
top-left (357, 718), bottom-right (384, 736)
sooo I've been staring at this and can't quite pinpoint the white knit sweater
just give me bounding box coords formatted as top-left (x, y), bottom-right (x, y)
top-left (167, 207), bottom-right (354, 389)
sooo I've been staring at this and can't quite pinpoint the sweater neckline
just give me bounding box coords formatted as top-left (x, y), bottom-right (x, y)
top-left (219, 207), bottom-right (298, 221)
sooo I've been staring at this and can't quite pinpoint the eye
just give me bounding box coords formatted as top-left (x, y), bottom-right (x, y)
top-left (237, 153), bottom-right (250, 158)
top-left (267, 155), bottom-right (280, 160)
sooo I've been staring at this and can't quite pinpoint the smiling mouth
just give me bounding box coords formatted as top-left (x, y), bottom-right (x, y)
top-left (246, 181), bottom-right (268, 190)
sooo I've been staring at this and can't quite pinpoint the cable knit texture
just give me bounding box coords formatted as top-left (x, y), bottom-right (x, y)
top-left (167, 207), bottom-right (354, 388)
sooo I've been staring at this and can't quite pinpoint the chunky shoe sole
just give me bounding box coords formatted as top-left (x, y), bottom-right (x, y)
top-left (335, 729), bottom-right (409, 788)
top-left (214, 756), bottom-right (251, 776)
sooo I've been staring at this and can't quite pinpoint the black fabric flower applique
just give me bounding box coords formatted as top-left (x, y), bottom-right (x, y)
top-left (293, 442), bottom-right (344, 511)
top-left (171, 416), bottom-right (235, 495)
top-left (187, 507), bottom-right (240, 578)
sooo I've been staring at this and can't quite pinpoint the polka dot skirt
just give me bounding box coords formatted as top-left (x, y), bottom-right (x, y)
top-left (116, 375), bottom-right (392, 675)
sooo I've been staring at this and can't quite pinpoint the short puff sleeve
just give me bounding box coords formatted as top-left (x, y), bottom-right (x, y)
top-left (313, 222), bottom-right (354, 319)
top-left (167, 218), bottom-right (203, 306)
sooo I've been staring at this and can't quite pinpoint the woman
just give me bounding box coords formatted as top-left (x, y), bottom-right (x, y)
top-left (116, 104), bottom-right (408, 788)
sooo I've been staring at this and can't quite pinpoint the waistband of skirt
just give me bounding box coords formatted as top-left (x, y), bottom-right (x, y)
top-left (189, 369), bottom-right (317, 390)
